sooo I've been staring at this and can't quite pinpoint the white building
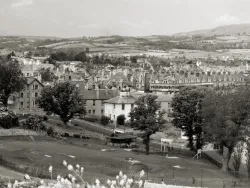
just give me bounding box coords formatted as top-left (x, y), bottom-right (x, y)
top-left (104, 89), bottom-right (137, 123)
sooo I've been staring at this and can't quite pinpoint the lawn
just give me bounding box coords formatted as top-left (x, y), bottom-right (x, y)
top-left (0, 136), bottom-right (248, 187)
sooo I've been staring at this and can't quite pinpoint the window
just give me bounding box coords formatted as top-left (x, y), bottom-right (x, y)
top-left (93, 110), bottom-right (95, 115)
top-left (101, 109), bottom-right (104, 114)
top-left (33, 101), bottom-right (35, 108)
top-left (34, 85), bottom-right (38, 90)
top-left (69, 76), bottom-right (72, 80)
top-left (20, 101), bottom-right (23, 108)
top-left (27, 101), bottom-right (30, 108)
top-left (113, 104), bottom-right (115, 109)
top-left (101, 100), bottom-right (104, 106)
top-left (131, 104), bottom-right (134, 109)
top-left (27, 73), bottom-right (30, 77)
top-left (20, 93), bottom-right (23, 98)
top-left (88, 110), bottom-right (91, 114)
top-left (93, 100), bottom-right (96, 106)
top-left (27, 92), bottom-right (30, 98)
top-left (122, 104), bottom-right (125, 110)
top-left (35, 92), bottom-right (38, 98)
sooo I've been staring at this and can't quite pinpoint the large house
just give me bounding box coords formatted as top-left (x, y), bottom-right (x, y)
top-left (81, 89), bottom-right (120, 117)
top-left (10, 77), bottom-right (44, 114)
top-left (104, 88), bottom-right (137, 123)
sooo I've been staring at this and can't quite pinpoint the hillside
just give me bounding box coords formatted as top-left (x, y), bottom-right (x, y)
top-left (174, 24), bottom-right (250, 37)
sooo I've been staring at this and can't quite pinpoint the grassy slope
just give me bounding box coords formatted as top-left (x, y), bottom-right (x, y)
top-left (0, 136), bottom-right (246, 187)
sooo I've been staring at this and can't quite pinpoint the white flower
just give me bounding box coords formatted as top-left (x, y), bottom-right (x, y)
top-left (63, 160), bottom-right (67, 166)
top-left (96, 179), bottom-right (100, 186)
top-left (76, 184), bottom-right (80, 188)
top-left (60, 177), bottom-right (65, 183)
top-left (116, 175), bottom-right (119, 180)
top-left (76, 164), bottom-right (80, 169)
top-left (68, 164), bottom-right (74, 171)
top-left (7, 183), bottom-right (12, 188)
top-left (49, 165), bottom-right (53, 172)
top-left (107, 179), bottom-right (111, 185)
top-left (119, 171), bottom-right (123, 177)
top-left (40, 180), bottom-right (44, 185)
top-left (123, 174), bottom-right (127, 180)
top-left (57, 175), bottom-right (61, 181)
top-left (127, 178), bottom-right (133, 184)
top-left (111, 180), bottom-right (116, 185)
top-left (72, 177), bottom-right (76, 182)
top-left (80, 167), bottom-right (84, 173)
top-left (138, 180), bottom-right (143, 188)
top-left (101, 186), bottom-right (106, 188)
top-left (110, 185), bottom-right (115, 188)
top-left (140, 170), bottom-right (145, 177)
top-left (120, 179), bottom-right (125, 186)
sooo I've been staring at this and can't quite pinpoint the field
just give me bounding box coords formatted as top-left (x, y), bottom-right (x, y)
top-left (0, 136), bottom-right (248, 187)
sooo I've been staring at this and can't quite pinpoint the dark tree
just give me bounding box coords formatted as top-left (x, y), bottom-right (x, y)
top-left (202, 87), bottom-right (250, 171)
top-left (130, 95), bottom-right (166, 155)
top-left (37, 82), bottom-right (85, 125)
top-left (117, 114), bottom-right (126, 126)
top-left (39, 68), bottom-right (57, 82)
top-left (0, 59), bottom-right (26, 109)
top-left (172, 87), bottom-right (207, 151)
top-left (100, 115), bottom-right (110, 126)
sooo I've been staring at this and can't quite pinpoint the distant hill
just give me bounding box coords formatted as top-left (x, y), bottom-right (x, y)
top-left (174, 24), bottom-right (250, 37)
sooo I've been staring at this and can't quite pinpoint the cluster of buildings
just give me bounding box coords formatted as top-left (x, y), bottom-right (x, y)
top-left (3, 55), bottom-right (250, 124)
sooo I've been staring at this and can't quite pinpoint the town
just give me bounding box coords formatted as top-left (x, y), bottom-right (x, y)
top-left (1, 0), bottom-right (250, 188)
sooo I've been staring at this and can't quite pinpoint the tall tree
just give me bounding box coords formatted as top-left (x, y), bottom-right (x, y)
top-left (172, 87), bottom-right (207, 151)
top-left (202, 87), bottom-right (250, 171)
top-left (39, 68), bottom-right (57, 82)
top-left (130, 95), bottom-right (166, 155)
top-left (37, 82), bottom-right (85, 125)
top-left (0, 58), bottom-right (26, 109)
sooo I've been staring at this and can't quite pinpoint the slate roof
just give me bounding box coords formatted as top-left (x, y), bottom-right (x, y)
top-left (80, 89), bottom-right (120, 100)
top-left (104, 95), bottom-right (137, 104)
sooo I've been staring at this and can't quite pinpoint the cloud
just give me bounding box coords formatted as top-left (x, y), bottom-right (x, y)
top-left (81, 24), bottom-right (101, 29)
top-left (122, 20), bottom-right (143, 28)
top-left (215, 14), bottom-right (240, 25)
top-left (142, 20), bottom-right (152, 25)
top-left (10, 0), bottom-right (33, 8)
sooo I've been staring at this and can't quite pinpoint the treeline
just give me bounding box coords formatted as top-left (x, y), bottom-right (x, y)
top-left (172, 86), bottom-right (250, 174)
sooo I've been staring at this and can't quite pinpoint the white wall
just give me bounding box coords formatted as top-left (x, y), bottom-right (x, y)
top-left (104, 103), bottom-right (133, 123)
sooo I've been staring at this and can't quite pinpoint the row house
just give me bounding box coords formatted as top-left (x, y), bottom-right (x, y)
top-left (80, 89), bottom-right (119, 117)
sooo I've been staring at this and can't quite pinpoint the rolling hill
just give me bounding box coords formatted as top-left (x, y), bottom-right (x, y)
top-left (174, 24), bottom-right (250, 37)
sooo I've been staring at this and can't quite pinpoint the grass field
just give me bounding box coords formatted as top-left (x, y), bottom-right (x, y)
top-left (0, 136), bottom-right (248, 187)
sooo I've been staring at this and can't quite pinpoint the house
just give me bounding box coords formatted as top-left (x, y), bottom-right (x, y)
top-left (80, 89), bottom-right (120, 117)
top-left (10, 77), bottom-right (44, 114)
top-left (104, 88), bottom-right (137, 123)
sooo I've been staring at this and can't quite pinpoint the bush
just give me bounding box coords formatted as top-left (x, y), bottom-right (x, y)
top-left (63, 132), bottom-right (70, 137)
top-left (73, 134), bottom-right (81, 138)
top-left (100, 115), bottom-right (110, 126)
top-left (0, 114), bottom-right (12, 129)
top-left (21, 115), bottom-right (43, 131)
top-left (47, 126), bottom-right (54, 136)
top-left (117, 114), bottom-right (125, 126)
top-left (43, 116), bottom-right (48, 121)
top-left (84, 117), bottom-right (97, 122)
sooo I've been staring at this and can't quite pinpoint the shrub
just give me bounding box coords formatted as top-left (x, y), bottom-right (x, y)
top-left (117, 114), bottom-right (125, 126)
top-left (63, 132), bottom-right (70, 137)
top-left (21, 115), bottom-right (43, 131)
top-left (84, 117), bottom-right (97, 122)
top-left (0, 114), bottom-right (12, 129)
top-left (43, 116), bottom-right (48, 121)
top-left (73, 134), bottom-right (81, 138)
top-left (100, 115), bottom-right (110, 126)
top-left (47, 126), bottom-right (54, 136)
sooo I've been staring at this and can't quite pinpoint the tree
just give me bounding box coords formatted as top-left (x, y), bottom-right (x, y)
top-left (232, 142), bottom-right (244, 176)
top-left (172, 87), bottom-right (207, 151)
top-left (39, 68), bottom-right (57, 82)
top-left (0, 59), bottom-right (26, 109)
top-left (117, 114), bottom-right (125, 126)
top-left (202, 87), bottom-right (250, 171)
top-left (74, 52), bottom-right (87, 62)
top-left (246, 140), bottom-right (250, 178)
top-left (129, 95), bottom-right (166, 155)
top-left (37, 82), bottom-right (85, 125)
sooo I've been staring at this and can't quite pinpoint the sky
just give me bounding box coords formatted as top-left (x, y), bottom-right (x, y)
top-left (1, 0), bottom-right (250, 38)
